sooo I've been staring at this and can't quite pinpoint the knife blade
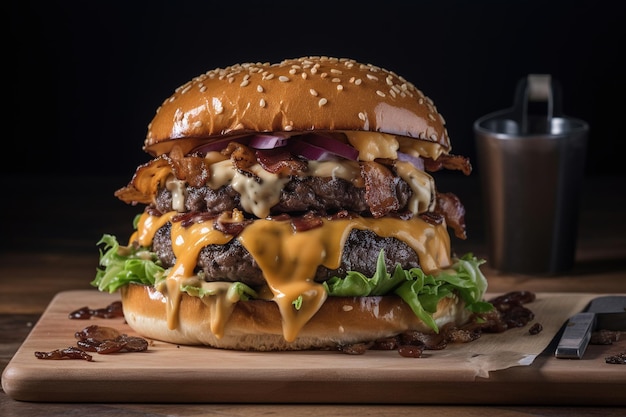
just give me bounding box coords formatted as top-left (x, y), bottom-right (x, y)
top-left (555, 295), bottom-right (626, 359)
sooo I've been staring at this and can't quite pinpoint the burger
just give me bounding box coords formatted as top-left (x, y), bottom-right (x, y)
top-left (92, 56), bottom-right (492, 351)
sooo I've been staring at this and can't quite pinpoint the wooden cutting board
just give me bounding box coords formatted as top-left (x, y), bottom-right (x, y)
top-left (2, 290), bottom-right (625, 405)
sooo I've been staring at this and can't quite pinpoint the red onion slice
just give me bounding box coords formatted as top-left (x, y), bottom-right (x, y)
top-left (288, 134), bottom-right (359, 161)
top-left (248, 134), bottom-right (290, 149)
top-left (397, 152), bottom-right (425, 171)
top-left (192, 137), bottom-right (245, 154)
top-left (303, 134), bottom-right (359, 161)
top-left (187, 132), bottom-right (359, 162)
top-left (289, 140), bottom-right (336, 161)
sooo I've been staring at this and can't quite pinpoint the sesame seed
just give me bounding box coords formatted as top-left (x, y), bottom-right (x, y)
top-left (354, 78), bottom-right (362, 85)
top-left (331, 78), bottom-right (341, 83)
top-left (320, 73), bottom-right (328, 78)
top-left (389, 89), bottom-right (396, 97)
top-left (240, 79), bottom-right (250, 87)
top-left (279, 76), bottom-right (290, 82)
top-left (358, 112), bottom-right (366, 121)
top-left (337, 84), bottom-right (344, 91)
top-left (199, 86), bottom-right (207, 93)
top-left (289, 68), bottom-right (297, 75)
top-left (257, 85), bottom-right (264, 93)
top-left (309, 88), bottom-right (318, 96)
top-left (181, 85), bottom-right (192, 94)
top-left (376, 90), bottom-right (386, 97)
top-left (259, 98), bottom-right (266, 108)
top-left (428, 113), bottom-right (436, 121)
top-left (301, 72), bottom-right (308, 79)
top-left (367, 74), bottom-right (378, 81)
top-left (213, 97), bottom-right (224, 115)
top-left (318, 98), bottom-right (328, 107)
top-left (285, 124), bottom-right (293, 131)
top-left (265, 73), bottom-right (275, 80)
top-left (330, 69), bottom-right (342, 74)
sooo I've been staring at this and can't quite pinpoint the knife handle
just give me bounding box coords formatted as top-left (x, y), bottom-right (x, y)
top-left (555, 312), bottom-right (596, 359)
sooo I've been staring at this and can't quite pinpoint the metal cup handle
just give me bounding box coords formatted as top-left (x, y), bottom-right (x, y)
top-left (512, 74), bottom-right (563, 134)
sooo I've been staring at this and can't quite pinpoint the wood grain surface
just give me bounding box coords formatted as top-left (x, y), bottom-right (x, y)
top-left (3, 290), bottom-right (625, 405)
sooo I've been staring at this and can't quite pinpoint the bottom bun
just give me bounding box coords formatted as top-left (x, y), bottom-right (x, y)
top-left (121, 283), bottom-right (472, 351)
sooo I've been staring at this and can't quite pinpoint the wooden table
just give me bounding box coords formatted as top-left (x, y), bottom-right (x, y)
top-left (1, 174), bottom-right (625, 416)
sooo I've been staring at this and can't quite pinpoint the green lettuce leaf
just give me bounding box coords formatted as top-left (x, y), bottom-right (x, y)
top-left (91, 234), bottom-right (166, 293)
top-left (92, 235), bottom-right (492, 332)
top-left (323, 251), bottom-right (492, 333)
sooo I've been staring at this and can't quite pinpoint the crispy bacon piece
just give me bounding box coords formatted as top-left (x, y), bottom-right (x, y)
top-left (328, 210), bottom-right (355, 221)
top-left (360, 161), bottom-right (400, 218)
top-left (435, 192), bottom-right (467, 240)
top-left (75, 325), bottom-right (121, 341)
top-left (291, 211), bottom-right (324, 232)
top-left (419, 211), bottom-right (444, 226)
top-left (424, 153), bottom-right (472, 175)
top-left (115, 146), bottom-right (210, 204)
top-left (115, 156), bottom-right (172, 205)
top-left (214, 209), bottom-right (253, 235)
top-left (69, 301), bottom-right (124, 320)
top-left (74, 325), bottom-right (149, 354)
top-left (256, 148), bottom-right (307, 175)
top-left (221, 141), bottom-right (256, 171)
top-left (168, 146), bottom-right (210, 188)
top-left (35, 347), bottom-right (93, 361)
top-left (172, 211), bottom-right (217, 227)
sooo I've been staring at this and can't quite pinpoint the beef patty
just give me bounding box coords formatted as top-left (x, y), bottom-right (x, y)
top-left (152, 222), bottom-right (420, 288)
top-left (154, 176), bottom-right (412, 217)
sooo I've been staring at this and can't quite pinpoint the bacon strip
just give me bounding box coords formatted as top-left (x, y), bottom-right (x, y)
top-left (114, 156), bottom-right (172, 204)
top-left (360, 161), bottom-right (400, 218)
top-left (221, 142), bottom-right (256, 171)
top-left (114, 146), bottom-right (211, 204)
top-left (256, 148), bottom-right (307, 175)
top-left (435, 192), bottom-right (467, 240)
top-left (424, 154), bottom-right (472, 175)
top-left (168, 146), bottom-right (210, 188)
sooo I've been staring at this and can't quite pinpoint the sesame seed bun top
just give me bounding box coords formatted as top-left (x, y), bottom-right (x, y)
top-left (144, 56), bottom-right (450, 156)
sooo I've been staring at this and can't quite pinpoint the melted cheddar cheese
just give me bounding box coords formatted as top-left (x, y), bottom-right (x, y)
top-left (131, 210), bottom-right (451, 342)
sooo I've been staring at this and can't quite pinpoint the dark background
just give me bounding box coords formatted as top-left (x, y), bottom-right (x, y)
top-left (9, 0), bottom-right (626, 178)
top-left (5, 0), bottom-right (626, 253)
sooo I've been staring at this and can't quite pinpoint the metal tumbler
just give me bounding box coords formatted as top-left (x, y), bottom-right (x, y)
top-left (474, 74), bottom-right (589, 274)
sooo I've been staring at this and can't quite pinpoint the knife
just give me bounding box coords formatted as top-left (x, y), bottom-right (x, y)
top-left (555, 295), bottom-right (626, 359)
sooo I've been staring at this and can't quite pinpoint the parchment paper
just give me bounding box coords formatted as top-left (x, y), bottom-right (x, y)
top-left (434, 292), bottom-right (602, 377)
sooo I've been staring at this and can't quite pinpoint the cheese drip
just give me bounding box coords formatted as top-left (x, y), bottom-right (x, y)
top-left (132, 211), bottom-right (451, 341)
